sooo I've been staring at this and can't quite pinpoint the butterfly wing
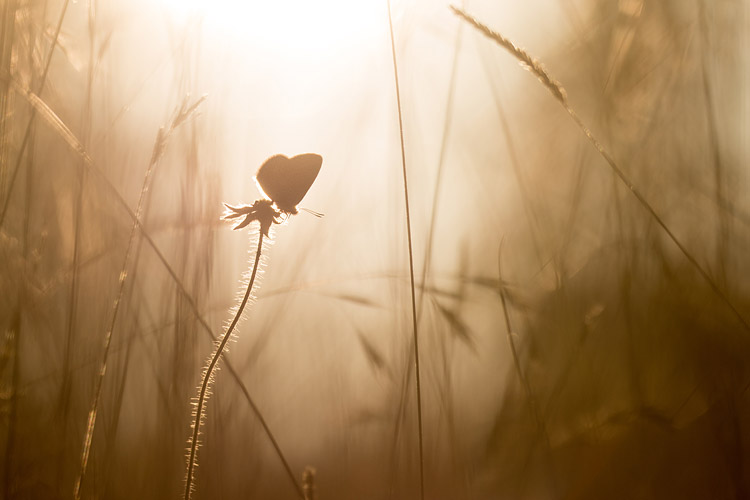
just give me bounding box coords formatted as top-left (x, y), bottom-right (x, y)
top-left (255, 155), bottom-right (290, 206)
top-left (256, 153), bottom-right (322, 213)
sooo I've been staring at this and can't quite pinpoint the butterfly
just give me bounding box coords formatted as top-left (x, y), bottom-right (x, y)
top-left (224, 153), bottom-right (322, 234)
top-left (255, 153), bottom-right (322, 215)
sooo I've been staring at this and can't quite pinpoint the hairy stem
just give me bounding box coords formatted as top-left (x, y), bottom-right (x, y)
top-left (184, 231), bottom-right (264, 500)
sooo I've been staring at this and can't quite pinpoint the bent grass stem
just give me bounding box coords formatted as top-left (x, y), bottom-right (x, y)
top-left (451, 5), bottom-right (750, 334)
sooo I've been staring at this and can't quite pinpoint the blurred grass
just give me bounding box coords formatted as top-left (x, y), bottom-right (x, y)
top-left (1, 0), bottom-right (749, 499)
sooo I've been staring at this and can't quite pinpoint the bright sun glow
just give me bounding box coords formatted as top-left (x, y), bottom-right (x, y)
top-left (161, 0), bottom-right (386, 57)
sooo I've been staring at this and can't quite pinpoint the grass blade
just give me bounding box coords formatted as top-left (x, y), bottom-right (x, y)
top-left (387, 1), bottom-right (425, 498)
top-left (451, 5), bottom-right (750, 334)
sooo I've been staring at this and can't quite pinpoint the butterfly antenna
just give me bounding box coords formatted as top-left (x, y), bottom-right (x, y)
top-left (300, 207), bottom-right (324, 218)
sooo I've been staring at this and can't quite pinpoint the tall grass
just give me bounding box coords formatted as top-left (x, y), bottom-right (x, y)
top-left (451, 4), bottom-right (749, 333)
top-left (75, 96), bottom-right (205, 500)
top-left (1, 0), bottom-right (748, 498)
top-left (386, 0), bottom-right (424, 498)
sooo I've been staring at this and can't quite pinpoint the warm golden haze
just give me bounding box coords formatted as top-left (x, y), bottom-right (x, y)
top-left (1, 0), bottom-right (748, 499)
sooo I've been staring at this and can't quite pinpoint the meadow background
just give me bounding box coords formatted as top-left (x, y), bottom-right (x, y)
top-left (1, 0), bottom-right (749, 498)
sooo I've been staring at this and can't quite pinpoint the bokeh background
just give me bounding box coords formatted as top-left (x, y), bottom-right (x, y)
top-left (1, 0), bottom-right (749, 498)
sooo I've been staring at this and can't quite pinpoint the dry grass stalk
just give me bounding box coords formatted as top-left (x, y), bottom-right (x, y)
top-left (449, 6), bottom-right (567, 105)
top-left (74, 96), bottom-right (205, 500)
top-left (302, 466), bottom-right (317, 500)
top-left (387, 0), bottom-right (425, 498)
top-left (451, 4), bottom-right (749, 334)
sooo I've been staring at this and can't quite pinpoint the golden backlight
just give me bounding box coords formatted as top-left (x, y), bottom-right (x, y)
top-left (3, 0), bottom-right (749, 499)
top-left (161, 0), bottom-right (385, 57)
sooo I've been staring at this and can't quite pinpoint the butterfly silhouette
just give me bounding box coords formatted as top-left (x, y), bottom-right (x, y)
top-left (256, 153), bottom-right (322, 215)
top-left (224, 153), bottom-right (322, 234)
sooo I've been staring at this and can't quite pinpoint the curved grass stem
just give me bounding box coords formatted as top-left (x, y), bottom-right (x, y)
top-left (184, 231), bottom-right (265, 500)
top-left (451, 5), bottom-right (750, 334)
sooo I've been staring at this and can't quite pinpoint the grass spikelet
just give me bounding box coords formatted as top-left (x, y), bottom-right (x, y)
top-left (302, 466), bottom-right (317, 500)
top-left (451, 4), bottom-right (750, 334)
top-left (0, 0), bottom-right (71, 228)
top-left (74, 96), bottom-right (205, 500)
top-left (4, 65), bottom-right (298, 495)
top-left (449, 6), bottom-right (567, 105)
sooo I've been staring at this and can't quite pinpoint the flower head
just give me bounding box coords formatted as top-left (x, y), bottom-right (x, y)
top-left (223, 199), bottom-right (282, 236)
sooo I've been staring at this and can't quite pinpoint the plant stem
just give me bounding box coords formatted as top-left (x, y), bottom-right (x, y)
top-left (184, 231), bottom-right (265, 500)
top-left (0, 0), bottom-right (70, 228)
top-left (451, 5), bottom-right (750, 334)
top-left (73, 126), bottom-right (164, 500)
top-left (12, 87), bottom-right (299, 493)
top-left (387, 1), bottom-right (425, 498)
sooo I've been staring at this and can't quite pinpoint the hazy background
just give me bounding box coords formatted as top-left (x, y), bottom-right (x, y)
top-left (1, 0), bottom-right (749, 498)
